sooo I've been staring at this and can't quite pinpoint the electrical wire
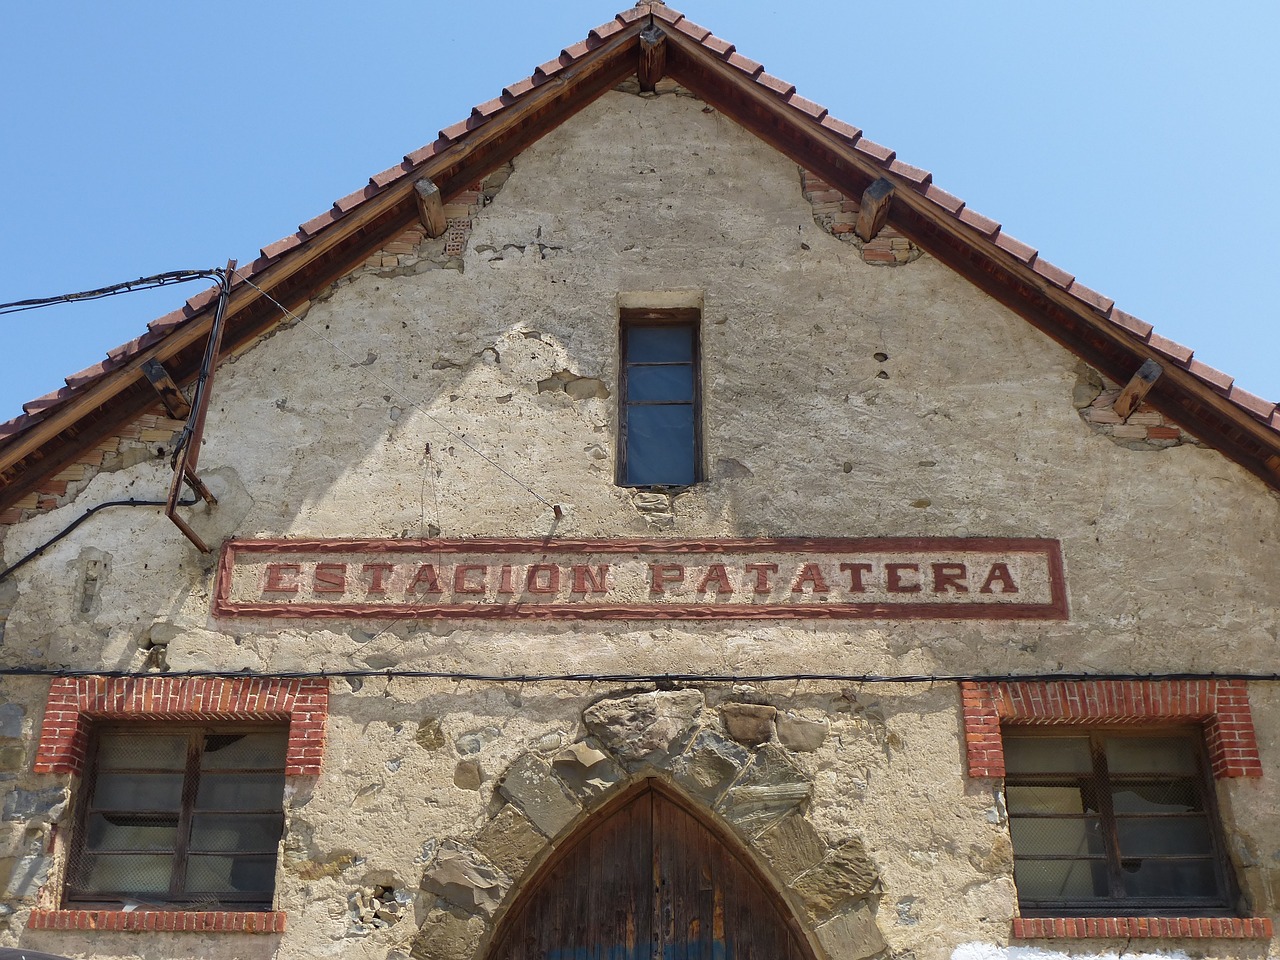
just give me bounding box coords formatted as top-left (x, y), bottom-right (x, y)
top-left (0, 497), bottom-right (196, 584)
top-left (0, 270), bottom-right (221, 317)
top-left (232, 270), bottom-right (560, 513)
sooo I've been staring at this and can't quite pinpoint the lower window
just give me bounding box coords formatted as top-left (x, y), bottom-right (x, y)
top-left (67, 725), bottom-right (287, 909)
top-left (1004, 727), bottom-right (1238, 916)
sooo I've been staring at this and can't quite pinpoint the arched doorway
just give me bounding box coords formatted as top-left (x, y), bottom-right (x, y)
top-left (488, 778), bottom-right (819, 960)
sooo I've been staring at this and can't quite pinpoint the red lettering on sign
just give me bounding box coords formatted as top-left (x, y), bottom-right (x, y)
top-left (886, 563), bottom-right (921, 593)
top-left (314, 563), bottom-right (347, 593)
top-left (498, 564), bottom-right (516, 595)
top-left (407, 564), bottom-right (442, 594)
top-left (696, 564), bottom-right (734, 595)
top-left (839, 562), bottom-right (873, 592)
top-left (526, 564), bottom-right (560, 595)
top-left (263, 563), bottom-right (301, 593)
top-left (931, 563), bottom-right (969, 593)
top-left (649, 563), bottom-right (685, 595)
top-left (454, 564), bottom-right (486, 594)
top-left (791, 563), bottom-right (830, 594)
top-left (362, 563), bottom-right (395, 595)
top-left (979, 563), bottom-right (1018, 594)
top-left (571, 564), bottom-right (610, 594)
top-left (743, 562), bottom-right (778, 594)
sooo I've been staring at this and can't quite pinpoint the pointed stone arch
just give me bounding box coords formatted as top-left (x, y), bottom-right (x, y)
top-left (486, 776), bottom-right (821, 960)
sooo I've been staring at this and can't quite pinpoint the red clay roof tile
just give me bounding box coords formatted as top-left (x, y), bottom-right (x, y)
top-left (650, 5), bottom-right (684, 24)
top-left (993, 231), bottom-right (1037, 264)
top-left (1227, 384), bottom-right (1275, 419)
top-left (299, 208), bottom-right (339, 237)
top-left (674, 18), bottom-right (712, 42)
top-left (853, 138), bottom-right (895, 164)
top-left (534, 57), bottom-right (568, 79)
top-left (0, 413), bottom-right (32, 440)
top-left (787, 93), bottom-right (827, 121)
top-left (1147, 332), bottom-right (1194, 366)
top-left (957, 207), bottom-right (1000, 237)
top-left (1031, 257), bottom-right (1074, 289)
top-left (589, 19), bottom-right (626, 41)
top-left (241, 254), bottom-right (275, 278)
top-left (1107, 308), bottom-right (1154, 340)
top-left (185, 287), bottom-right (219, 312)
top-left (1066, 280), bottom-right (1114, 315)
top-left (24, 387), bottom-right (75, 415)
top-left (561, 40), bottom-right (592, 60)
top-left (502, 77), bottom-right (537, 100)
top-left (922, 183), bottom-right (965, 215)
top-left (819, 115), bottom-right (861, 142)
top-left (334, 185), bottom-right (378, 214)
top-left (439, 119), bottom-right (471, 141)
top-left (472, 97), bottom-right (506, 119)
top-left (64, 361), bottom-right (110, 389)
top-left (616, 5), bottom-right (650, 23)
top-left (261, 234), bottom-right (303, 260)
top-left (726, 52), bottom-right (763, 77)
top-left (756, 72), bottom-right (796, 97)
top-left (370, 162), bottom-right (413, 188)
top-left (1187, 359), bottom-right (1235, 394)
top-left (147, 308), bottom-right (188, 335)
top-left (403, 141), bottom-right (441, 166)
top-left (888, 159), bottom-right (931, 186)
top-left (702, 35), bottom-right (735, 57)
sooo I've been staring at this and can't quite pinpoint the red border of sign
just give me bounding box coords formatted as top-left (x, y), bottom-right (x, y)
top-left (213, 537), bottom-right (1068, 621)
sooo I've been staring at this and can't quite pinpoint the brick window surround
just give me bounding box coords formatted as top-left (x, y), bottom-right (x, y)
top-left (963, 679), bottom-right (1268, 941)
top-left (29, 675), bottom-right (327, 934)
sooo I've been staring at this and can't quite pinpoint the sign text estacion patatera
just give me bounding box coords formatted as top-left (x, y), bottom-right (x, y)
top-left (215, 538), bottom-right (1067, 621)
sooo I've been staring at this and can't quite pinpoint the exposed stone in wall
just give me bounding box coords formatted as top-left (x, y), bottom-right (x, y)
top-left (801, 169), bottom-right (923, 265)
top-left (1073, 362), bottom-right (1205, 450)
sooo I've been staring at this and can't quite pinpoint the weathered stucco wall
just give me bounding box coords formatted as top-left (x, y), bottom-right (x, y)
top-left (2, 86), bottom-right (1279, 960)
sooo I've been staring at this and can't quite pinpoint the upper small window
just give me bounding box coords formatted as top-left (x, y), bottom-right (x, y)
top-left (67, 725), bottom-right (287, 909)
top-left (1004, 727), bottom-right (1238, 917)
top-left (618, 309), bottom-right (701, 487)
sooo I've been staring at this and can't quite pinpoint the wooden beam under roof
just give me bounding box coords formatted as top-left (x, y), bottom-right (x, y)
top-left (1113, 359), bottom-right (1163, 421)
top-left (414, 178), bottom-right (448, 238)
top-left (638, 23), bottom-right (666, 92)
top-left (855, 178), bottom-right (894, 242)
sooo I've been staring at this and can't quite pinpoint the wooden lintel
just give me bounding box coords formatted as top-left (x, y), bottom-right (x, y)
top-left (414, 178), bottom-right (448, 238)
top-left (140, 359), bottom-right (192, 419)
top-left (1113, 358), bottom-right (1164, 421)
top-left (855, 178), bottom-right (895, 242)
top-left (638, 23), bottom-right (666, 92)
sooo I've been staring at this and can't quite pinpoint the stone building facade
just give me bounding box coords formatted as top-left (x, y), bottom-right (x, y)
top-left (2, 6), bottom-right (1280, 960)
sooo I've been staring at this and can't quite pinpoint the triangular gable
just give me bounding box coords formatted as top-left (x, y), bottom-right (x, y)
top-left (2, 0), bottom-right (1278, 515)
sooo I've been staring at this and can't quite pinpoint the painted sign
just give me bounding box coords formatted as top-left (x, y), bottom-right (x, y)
top-left (214, 538), bottom-right (1067, 620)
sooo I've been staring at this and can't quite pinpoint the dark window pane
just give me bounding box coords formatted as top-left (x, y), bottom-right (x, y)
top-left (191, 813), bottom-right (285, 853)
top-left (201, 732), bottom-right (289, 770)
top-left (1111, 779), bottom-right (1201, 814)
top-left (196, 771), bottom-right (286, 810)
top-left (625, 405), bottom-right (696, 486)
top-left (1116, 816), bottom-right (1213, 856)
top-left (97, 734), bottom-right (188, 770)
top-left (78, 853), bottom-right (174, 895)
top-left (627, 364), bottom-right (694, 402)
top-left (93, 773), bottom-right (184, 811)
top-left (186, 854), bottom-right (277, 896)
top-left (1003, 735), bottom-right (1092, 774)
top-left (86, 813), bottom-right (178, 852)
top-left (1009, 817), bottom-right (1105, 856)
top-left (1013, 859), bottom-right (1107, 900)
top-left (626, 325), bottom-right (693, 363)
top-left (1005, 785), bottom-right (1089, 816)
top-left (1106, 737), bottom-right (1198, 774)
top-left (1120, 857), bottom-right (1220, 899)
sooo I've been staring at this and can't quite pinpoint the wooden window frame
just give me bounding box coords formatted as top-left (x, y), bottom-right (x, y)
top-left (617, 306), bottom-right (703, 488)
top-left (65, 722), bottom-right (288, 911)
top-left (1005, 724), bottom-right (1241, 918)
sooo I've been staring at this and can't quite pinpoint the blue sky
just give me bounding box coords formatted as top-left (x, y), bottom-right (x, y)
top-left (2, 2), bottom-right (1277, 422)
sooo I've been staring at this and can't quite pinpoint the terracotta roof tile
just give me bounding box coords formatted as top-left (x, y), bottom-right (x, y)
top-left (334, 185), bottom-right (378, 214)
top-left (0, 413), bottom-right (32, 441)
top-left (240, 254), bottom-right (275, 278)
top-left (439, 119), bottom-right (471, 141)
top-left (726, 52), bottom-right (764, 77)
top-left (993, 231), bottom-right (1037, 264)
top-left (819, 115), bottom-right (861, 142)
top-left (1187, 359), bottom-right (1234, 395)
top-left (650, 5), bottom-right (684, 25)
top-left (1227, 384), bottom-right (1276, 420)
top-left (756, 72), bottom-right (796, 98)
top-left (403, 141), bottom-right (442, 166)
top-left (501, 76), bottom-right (537, 101)
top-left (616, 5), bottom-right (650, 24)
top-left (786, 93), bottom-right (827, 121)
top-left (673, 18), bottom-right (711, 42)
top-left (853, 138), bottom-right (895, 164)
top-left (922, 183), bottom-right (965, 215)
top-left (185, 287), bottom-right (219, 313)
top-left (561, 40), bottom-right (592, 60)
top-left (1031, 256), bottom-right (1074, 290)
top-left (1108, 308), bottom-right (1154, 340)
top-left (24, 388), bottom-right (74, 416)
top-left (370, 161), bottom-right (413, 188)
top-left (958, 207), bottom-right (1000, 237)
top-left (1271, 409), bottom-right (1280, 430)
top-left (1147, 332), bottom-right (1194, 366)
top-left (147, 307), bottom-right (188, 335)
top-left (472, 97), bottom-right (506, 120)
top-left (534, 56), bottom-right (569, 80)
top-left (64, 361), bottom-right (110, 389)
top-left (589, 18), bottom-right (627, 41)
top-left (106, 336), bottom-right (144, 363)
top-left (702, 35), bottom-right (735, 58)
top-left (299, 207), bottom-right (340, 237)
top-left (1066, 280), bottom-right (1114, 315)
top-left (888, 159), bottom-right (931, 187)
top-left (261, 234), bottom-right (303, 260)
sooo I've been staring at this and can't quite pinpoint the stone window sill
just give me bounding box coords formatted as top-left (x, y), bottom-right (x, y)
top-left (1012, 917), bottom-right (1272, 940)
top-left (27, 909), bottom-right (287, 934)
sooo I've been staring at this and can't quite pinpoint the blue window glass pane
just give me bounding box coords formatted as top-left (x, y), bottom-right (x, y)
top-left (626, 325), bottom-right (694, 363)
top-left (628, 364), bottom-right (694, 402)
top-left (625, 405), bottom-right (695, 485)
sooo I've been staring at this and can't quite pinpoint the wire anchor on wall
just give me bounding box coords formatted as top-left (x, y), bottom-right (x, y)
top-left (165, 259), bottom-right (236, 553)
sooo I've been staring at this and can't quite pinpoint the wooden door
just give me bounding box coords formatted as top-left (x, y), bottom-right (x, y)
top-left (489, 781), bottom-right (816, 960)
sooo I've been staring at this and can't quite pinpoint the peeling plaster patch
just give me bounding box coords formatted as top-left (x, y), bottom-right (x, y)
top-left (953, 944), bottom-right (1192, 960)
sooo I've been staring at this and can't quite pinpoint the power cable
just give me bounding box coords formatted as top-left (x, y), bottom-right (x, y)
top-left (0, 270), bottom-right (221, 317)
